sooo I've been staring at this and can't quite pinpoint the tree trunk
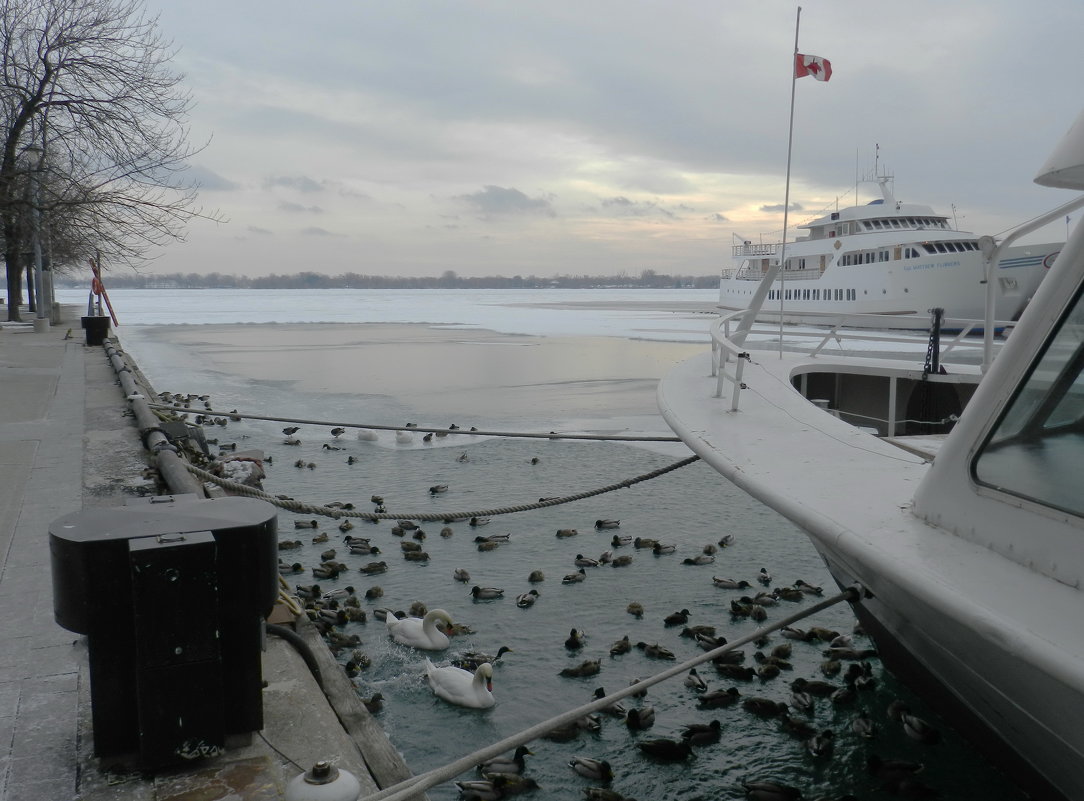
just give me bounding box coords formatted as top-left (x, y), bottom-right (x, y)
top-left (5, 252), bottom-right (24, 322)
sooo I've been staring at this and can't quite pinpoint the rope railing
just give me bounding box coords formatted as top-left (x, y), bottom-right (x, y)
top-left (358, 587), bottom-right (860, 801)
top-left (148, 404), bottom-right (683, 443)
top-left (183, 455), bottom-right (702, 522)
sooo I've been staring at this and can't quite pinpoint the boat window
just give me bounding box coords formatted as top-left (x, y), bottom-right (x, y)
top-left (974, 279), bottom-right (1084, 517)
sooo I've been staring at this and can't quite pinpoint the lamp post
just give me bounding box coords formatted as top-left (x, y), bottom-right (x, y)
top-left (23, 144), bottom-right (48, 330)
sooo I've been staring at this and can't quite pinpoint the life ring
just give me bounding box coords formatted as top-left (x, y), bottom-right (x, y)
top-left (91, 276), bottom-right (104, 295)
top-left (1043, 251), bottom-right (1060, 269)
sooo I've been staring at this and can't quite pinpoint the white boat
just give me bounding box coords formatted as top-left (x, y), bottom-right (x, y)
top-left (722, 170), bottom-right (1062, 328)
top-left (659, 113), bottom-right (1084, 799)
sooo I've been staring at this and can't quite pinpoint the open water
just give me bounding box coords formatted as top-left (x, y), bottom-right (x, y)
top-left (65, 288), bottom-right (1027, 801)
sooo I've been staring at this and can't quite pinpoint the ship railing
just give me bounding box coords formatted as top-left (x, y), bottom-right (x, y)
top-left (708, 309), bottom-right (1003, 410)
top-left (723, 266), bottom-right (821, 281)
top-left (732, 243), bottom-right (778, 257)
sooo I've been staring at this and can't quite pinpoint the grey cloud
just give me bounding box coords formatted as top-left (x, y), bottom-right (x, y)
top-left (601, 197), bottom-right (676, 219)
top-left (266, 175), bottom-right (325, 193)
top-left (247, 225), bottom-right (273, 235)
top-left (456, 186), bottom-right (555, 218)
top-left (279, 201), bottom-right (324, 214)
top-left (176, 164), bottom-right (239, 191)
top-left (708, 213), bottom-right (729, 223)
top-left (760, 202), bottom-right (803, 213)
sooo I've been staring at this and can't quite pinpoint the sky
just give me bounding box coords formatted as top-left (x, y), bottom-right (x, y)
top-left (137, 0), bottom-right (1084, 279)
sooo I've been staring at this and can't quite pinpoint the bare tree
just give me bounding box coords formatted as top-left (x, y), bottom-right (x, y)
top-left (0, 0), bottom-right (214, 321)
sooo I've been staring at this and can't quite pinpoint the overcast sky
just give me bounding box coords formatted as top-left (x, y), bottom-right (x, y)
top-left (141, 0), bottom-right (1084, 278)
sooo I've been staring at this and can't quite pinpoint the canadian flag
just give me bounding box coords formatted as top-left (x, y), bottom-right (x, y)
top-left (795, 53), bottom-right (832, 82)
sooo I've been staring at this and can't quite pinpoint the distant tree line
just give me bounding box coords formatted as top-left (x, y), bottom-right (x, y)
top-left (58, 268), bottom-right (720, 290)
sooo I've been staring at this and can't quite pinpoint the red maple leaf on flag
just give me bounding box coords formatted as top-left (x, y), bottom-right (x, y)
top-left (795, 53), bottom-right (832, 82)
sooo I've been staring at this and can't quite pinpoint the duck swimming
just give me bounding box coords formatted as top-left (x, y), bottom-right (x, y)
top-left (637, 737), bottom-right (692, 762)
top-left (594, 519), bottom-right (620, 530)
top-left (452, 646), bottom-right (513, 671)
top-left (568, 756), bottom-right (613, 781)
top-left (471, 586), bottom-right (505, 600)
top-left (515, 589), bottom-right (539, 608)
top-left (386, 608), bottom-right (453, 650)
top-left (425, 658), bottom-right (494, 708)
top-left (477, 745), bottom-right (532, 775)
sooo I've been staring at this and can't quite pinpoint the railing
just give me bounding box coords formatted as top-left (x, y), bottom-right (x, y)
top-left (722, 266), bottom-right (822, 281)
top-left (732, 242), bottom-right (778, 257)
top-left (709, 309), bottom-right (1004, 411)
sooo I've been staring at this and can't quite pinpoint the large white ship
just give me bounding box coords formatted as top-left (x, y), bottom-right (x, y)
top-left (722, 173), bottom-right (1062, 327)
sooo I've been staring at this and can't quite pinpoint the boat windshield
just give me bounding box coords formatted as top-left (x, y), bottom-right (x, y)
top-left (973, 280), bottom-right (1084, 517)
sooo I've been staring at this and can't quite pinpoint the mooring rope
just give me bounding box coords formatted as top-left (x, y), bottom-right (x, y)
top-left (183, 454), bottom-right (701, 521)
top-left (358, 587), bottom-right (860, 801)
top-left (148, 403), bottom-right (683, 443)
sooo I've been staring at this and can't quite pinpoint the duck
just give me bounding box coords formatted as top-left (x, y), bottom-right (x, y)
top-left (684, 668), bottom-right (708, 692)
top-left (663, 608), bottom-right (691, 626)
top-left (515, 590), bottom-right (540, 608)
top-left (805, 728), bottom-right (835, 759)
top-left (403, 551), bottom-right (430, 562)
top-left (680, 719), bottom-right (721, 746)
top-left (591, 686), bottom-right (626, 717)
top-left (652, 543), bottom-right (676, 555)
top-left (321, 585), bottom-right (355, 601)
top-left (469, 516), bottom-right (491, 527)
top-left (321, 443), bottom-right (343, 451)
top-left (594, 519), bottom-right (620, 530)
top-left (789, 690), bottom-right (814, 713)
top-left (294, 519), bottom-right (319, 529)
top-left (453, 646), bottom-right (513, 671)
top-left (900, 710), bottom-right (940, 744)
top-left (527, 570), bottom-right (545, 583)
top-left (477, 745), bottom-right (532, 775)
top-left (556, 528), bottom-right (579, 538)
top-left (470, 586), bottom-right (505, 600)
top-left (364, 586), bottom-right (384, 600)
top-left (564, 628), bottom-right (586, 649)
top-left (359, 691), bottom-right (383, 714)
top-left (624, 706), bottom-right (655, 730)
top-left (626, 602), bottom-right (644, 618)
top-left (790, 677), bottom-right (837, 697)
top-left (611, 534), bottom-right (632, 547)
top-left (575, 554), bottom-right (600, 567)
top-left (850, 712), bottom-right (876, 738)
top-left (597, 550), bottom-right (613, 564)
top-left (453, 568), bottom-right (472, 583)
top-left (794, 579), bottom-right (823, 595)
top-left (742, 697), bottom-right (789, 717)
top-left (559, 659), bottom-right (600, 678)
top-left (637, 737), bottom-right (693, 763)
top-left (568, 756), bottom-right (613, 782)
top-left (425, 658), bottom-right (494, 708)
top-left (610, 555), bottom-right (633, 567)
top-left (455, 778), bottom-right (507, 801)
top-left (476, 540), bottom-right (500, 552)
top-left (408, 600), bottom-right (428, 617)
top-left (282, 426), bottom-right (300, 436)
top-left (717, 533), bottom-right (735, 547)
top-left (682, 554), bottom-right (715, 565)
top-left (865, 754), bottom-right (925, 783)
top-left (562, 568), bottom-right (587, 584)
top-left (697, 686), bottom-right (741, 709)
top-left (632, 537), bottom-right (658, 549)
top-left (386, 608), bottom-right (453, 650)
top-left (429, 483), bottom-right (449, 494)
top-left (475, 532), bottom-right (511, 543)
top-left (439, 526), bottom-right (454, 538)
top-left (739, 780), bottom-right (802, 801)
top-left (756, 567), bottom-right (772, 586)
top-left (635, 642), bottom-right (675, 660)
top-left (608, 635), bottom-right (631, 656)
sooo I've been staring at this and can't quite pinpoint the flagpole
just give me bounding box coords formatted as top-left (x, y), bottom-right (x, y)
top-left (777, 6), bottom-right (802, 357)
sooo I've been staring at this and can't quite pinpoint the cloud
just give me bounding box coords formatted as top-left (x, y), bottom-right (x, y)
top-left (759, 202), bottom-right (803, 213)
top-left (300, 226), bottom-right (343, 237)
top-left (708, 213), bottom-right (729, 223)
top-left (176, 163), bottom-right (239, 191)
top-left (600, 196), bottom-right (676, 219)
top-left (278, 201), bottom-right (324, 214)
top-left (265, 175), bottom-right (324, 193)
top-left (455, 185), bottom-right (555, 218)
top-left (247, 225), bottom-right (273, 235)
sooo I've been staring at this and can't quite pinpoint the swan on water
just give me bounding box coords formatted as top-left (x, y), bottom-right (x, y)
top-left (425, 658), bottom-right (495, 708)
top-left (386, 608), bottom-right (453, 650)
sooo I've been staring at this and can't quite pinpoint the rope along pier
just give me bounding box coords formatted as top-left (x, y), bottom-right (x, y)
top-left (184, 455), bottom-right (701, 521)
top-left (359, 588), bottom-right (860, 801)
top-left (148, 404), bottom-right (684, 443)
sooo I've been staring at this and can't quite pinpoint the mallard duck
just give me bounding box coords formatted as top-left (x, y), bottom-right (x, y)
top-left (527, 569), bottom-right (545, 582)
top-left (556, 528), bottom-right (579, 538)
top-left (636, 642), bottom-right (675, 660)
top-left (742, 697), bottom-right (789, 717)
top-left (652, 542), bottom-right (676, 555)
top-left (564, 628), bottom-right (586, 649)
top-left (515, 590), bottom-right (539, 608)
top-left (455, 778), bottom-right (506, 801)
top-left (568, 756), bottom-right (613, 781)
top-left (900, 710), bottom-right (940, 743)
top-left (805, 728), bottom-right (834, 758)
top-left (609, 635), bottom-right (631, 656)
top-left (452, 646), bottom-right (513, 672)
top-left (684, 668), bottom-right (708, 692)
top-left (294, 519), bottom-right (319, 529)
top-left (757, 567), bottom-right (772, 586)
top-left (403, 550), bottom-right (430, 562)
top-left (850, 712), bottom-right (876, 738)
top-left (626, 602), bottom-right (644, 618)
top-left (663, 608), bottom-right (690, 626)
top-left (321, 585), bottom-right (355, 601)
top-left (440, 526), bottom-right (454, 538)
top-left (408, 600), bottom-right (428, 617)
top-left (386, 608), bottom-right (453, 650)
top-left (680, 719), bottom-right (721, 746)
top-left (790, 677), bottom-right (837, 697)
top-left (477, 745), bottom-right (532, 775)
top-left (594, 519), bottom-right (620, 530)
top-left (624, 706), bottom-right (655, 730)
top-left (697, 686), bottom-right (741, 709)
top-left (425, 658), bottom-right (494, 708)
top-left (453, 568), bottom-right (471, 583)
top-left (475, 532), bottom-right (511, 543)
top-left (559, 659), bottom-right (600, 678)
top-left (637, 737), bottom-right (692, 761)
top-left (477, 540), bottom-right (500, 552)
top-left (682, 554), bottom-right (715, 565)
top-left (597, 550), bottom-right (613, 564)
top-left (359, 560), bottom-right (388, 575)
top-left (789, 690), bottom-right (814, 713)
top-left (470, 586), bottom-right (504, 600)
top-left (575, 554), bottom-right (599, 567)
top-left (610, 555), bottom-right (633, 567)
top-left (794, 579), bottom-right (823, 595)
top-left (611, 534), bottom-right (632, 547)
top-left (364, 586), bottom-right (383, 600)
top-left (740, 780), bottom-right (802, 801)
top-left (562, 568), bottom-right (587, 584)
top-left (591, 686), bottom-right (626, 717)
top-left (632, 537), bottom-right (657, 549)
top-left (469, 516), bottom-right (491, 526)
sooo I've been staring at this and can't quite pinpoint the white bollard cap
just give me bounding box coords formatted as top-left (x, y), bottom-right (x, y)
top-left (285, 761), bottom-right (362, 801)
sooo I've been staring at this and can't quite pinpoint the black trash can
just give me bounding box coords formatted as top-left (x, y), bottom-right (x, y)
top-left (50, 495), bottom-right (278, 768)
top-left (81, 315), bottom-right (110, 346)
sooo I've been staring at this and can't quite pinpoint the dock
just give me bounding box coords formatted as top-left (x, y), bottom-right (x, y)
top-left (0, 306), bottom-right (418, 800)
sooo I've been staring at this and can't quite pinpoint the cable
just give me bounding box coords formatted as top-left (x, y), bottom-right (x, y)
top-left (267, 623), bottom-right (324, 690)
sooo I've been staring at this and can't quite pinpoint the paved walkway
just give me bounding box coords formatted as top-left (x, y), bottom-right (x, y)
top-left (0, 307), bottom-right (413, 800)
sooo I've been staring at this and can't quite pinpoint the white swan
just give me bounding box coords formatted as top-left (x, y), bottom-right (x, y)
top-left (425, 658), bottom-right (495, 708)
top-left (395, 429), bottom-right (414, 445)
top-left (386, 608), bottom-right (453, 650)
top-left (357, 428), bottom-right (378, 442)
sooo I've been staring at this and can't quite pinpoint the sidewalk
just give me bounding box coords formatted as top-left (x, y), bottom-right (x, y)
top-left (0, 307), bottom-right (413, 800)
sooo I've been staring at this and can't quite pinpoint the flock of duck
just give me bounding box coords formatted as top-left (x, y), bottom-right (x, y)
top-left (173, 413), bottom-right (966, 801)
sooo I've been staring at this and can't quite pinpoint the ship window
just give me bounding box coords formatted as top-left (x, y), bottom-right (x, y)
top-left (974, 278), bottom-right (1084, 517)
